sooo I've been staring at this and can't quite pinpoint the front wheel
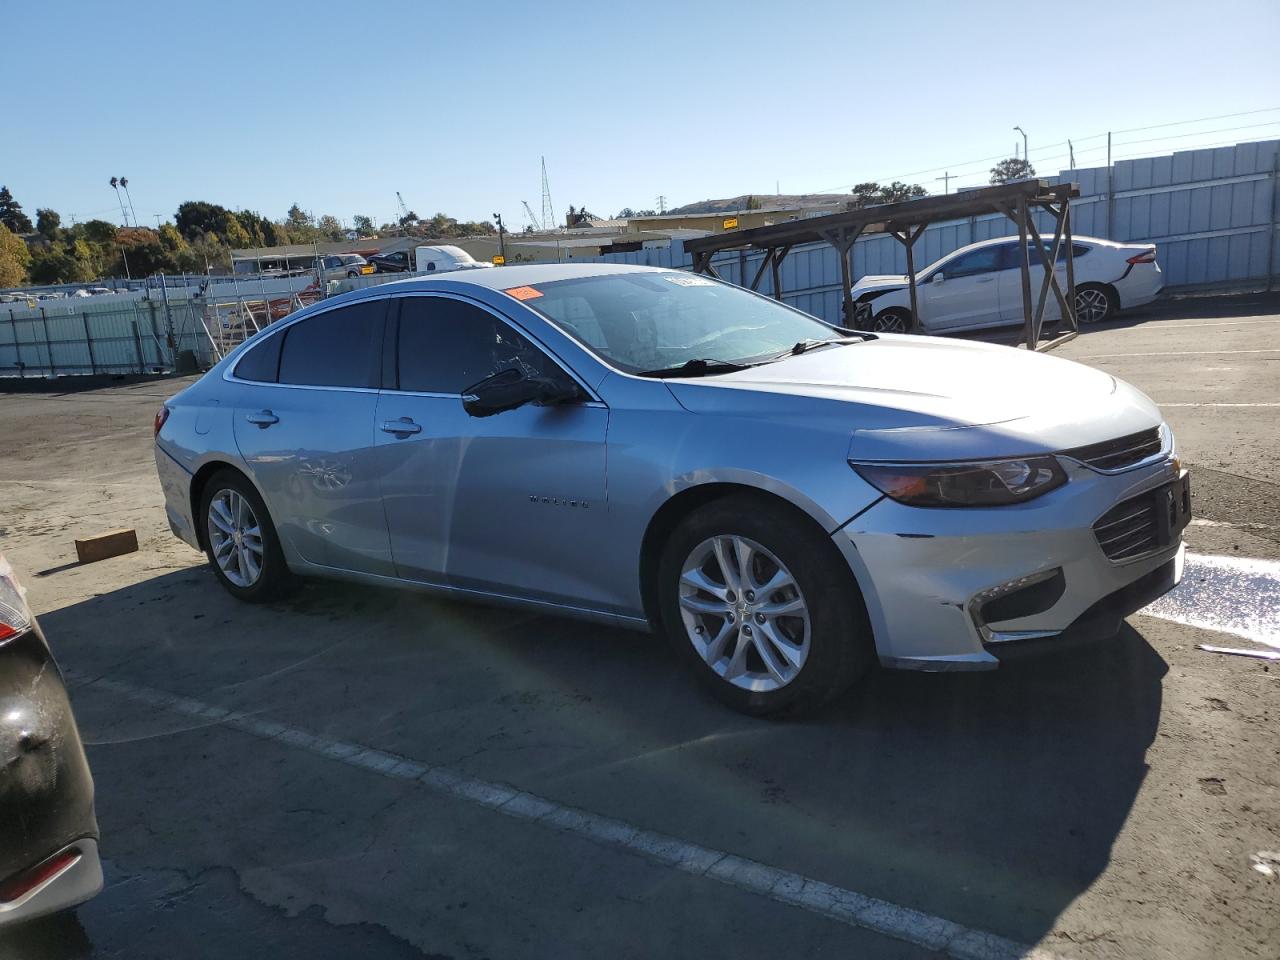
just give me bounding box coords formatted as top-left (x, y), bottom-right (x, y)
top-left (657, 496), bottom-right (874, 716)
top-left (871, 307), bottom-right (912, 333)
top-left (200, 469), bottom-right (297, 602)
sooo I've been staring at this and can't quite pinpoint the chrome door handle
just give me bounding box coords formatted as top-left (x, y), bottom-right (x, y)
top-left (380, 418), bottom-right (422, 436)
top-left (245, 410), bottom-right (278, 426)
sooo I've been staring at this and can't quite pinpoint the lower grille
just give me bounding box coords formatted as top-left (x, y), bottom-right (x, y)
top-left (1093, 494), bottom-right (1160, 561)
top-left (1064, 427), bottom-right (1162, 472)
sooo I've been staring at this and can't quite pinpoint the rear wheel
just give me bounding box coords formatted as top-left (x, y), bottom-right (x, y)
top-left (1074, 283), bottom-right (1118, 324)
top-left (199, 469), bottom-right (296, 602)
top-left (872, 307), bottom-right (912, 333)
top-left (657, 495), bottom-right (874, 717)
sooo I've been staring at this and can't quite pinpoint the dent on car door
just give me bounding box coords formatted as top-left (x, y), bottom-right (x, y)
top-left (230, 299), bottom-right (395, 575)
top-left (374, 295), bottom-right (615, 610)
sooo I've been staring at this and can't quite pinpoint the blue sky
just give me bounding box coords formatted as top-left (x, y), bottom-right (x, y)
top-left (7, 0), bottom-right (1279, 231)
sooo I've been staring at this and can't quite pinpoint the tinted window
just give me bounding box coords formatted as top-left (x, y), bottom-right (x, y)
top-left (277, 300), bottom-right (384, 387)
top-left (233, 333), bottom-right (282, 382)
top-left (1001, 242), bottom-right (1092, 269)
top-left (396, 297), bottom-right (557, 393)
top-left (942, 247), bottom-right (1003, 278)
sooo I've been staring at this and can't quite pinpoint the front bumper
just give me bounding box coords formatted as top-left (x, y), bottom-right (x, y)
top-left (833, 454), bottom-right (1186, 670)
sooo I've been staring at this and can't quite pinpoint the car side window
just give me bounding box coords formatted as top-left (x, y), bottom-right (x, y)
top-left (277, 300), bottom-right (385, 388)
top-left (233, 333), bottom-right (283, 382)
top-left (944, 247), bottom-right (1004, 278)
top-left (395, 297), bottom-right (562, 394)
top-left (1002, 242), bottom-right (1092, 269)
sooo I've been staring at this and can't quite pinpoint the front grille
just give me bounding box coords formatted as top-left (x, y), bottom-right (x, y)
top-left (1063, 427), bottom-right (1162, 472)
top-left (1093, 493), bottom-right (1160, 561)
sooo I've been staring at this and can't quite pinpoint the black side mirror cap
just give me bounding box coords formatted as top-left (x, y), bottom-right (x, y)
top-left (462, 368), bottom-right (579, 418)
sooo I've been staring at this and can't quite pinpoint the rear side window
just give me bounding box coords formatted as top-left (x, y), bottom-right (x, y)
top-left (234, 334), bottom-right (282, 382)
top-left (396, 296), bottom-right (557, 394)
top-left (277, 300), bottom-right (385, 388)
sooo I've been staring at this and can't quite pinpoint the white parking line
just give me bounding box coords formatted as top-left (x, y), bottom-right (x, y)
top-left (70, 671), bottom-right (1065, 960)
top-left (1076, 349), bottom-right (1280, 359)
top-left (1156, 402), bottom-right (1280, 407)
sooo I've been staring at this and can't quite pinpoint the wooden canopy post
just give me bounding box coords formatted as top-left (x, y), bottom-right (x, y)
top-left (890, 224), bottom-right (927, 333)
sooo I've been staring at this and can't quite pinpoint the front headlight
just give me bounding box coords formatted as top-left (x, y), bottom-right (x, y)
top-left (0, 554), bottom-right (33, 644)
top-left (851, 456), bottom-right (1066, 507)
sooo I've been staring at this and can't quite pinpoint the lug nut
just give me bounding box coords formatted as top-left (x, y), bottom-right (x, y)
top-left (755, 613), bottom-right (765, 624)
top-left (694, 625), bottom-right (705, 635)
top-left (726, 612), bottom-right (735, 623)
top-left (726, 591), bottom-right (736, 603)
top-left (745, 590), bottom-right (755, 602)
top-left (743, 625), bottom-right (753, 635)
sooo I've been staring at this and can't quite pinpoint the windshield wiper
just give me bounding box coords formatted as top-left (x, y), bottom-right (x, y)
top-left (636, 358), bottom-right (754, 378)
top-left (784, 333), bottom-right (872, 357)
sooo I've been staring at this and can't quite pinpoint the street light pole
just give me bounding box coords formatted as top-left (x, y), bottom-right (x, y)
top-left (493, 212), bottom-right (506, 263)
top-left (1013, 126), bottom-right (1028, 166)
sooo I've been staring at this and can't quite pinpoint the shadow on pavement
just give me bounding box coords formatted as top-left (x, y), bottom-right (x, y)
top-left (17, 568), bottom-right (1166, 954)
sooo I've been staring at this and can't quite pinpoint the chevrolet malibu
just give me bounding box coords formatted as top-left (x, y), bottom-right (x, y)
top-left (154, 264), bottom-right (1188, 715)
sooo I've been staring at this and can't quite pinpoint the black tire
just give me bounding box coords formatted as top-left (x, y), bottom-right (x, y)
top-left (1074, 283), bottom-right (1119, 324)
top-left (656, 494), bottom-right (875, 717)
top-left (198, 468), bottom-right (297, 602)
top-left (872, 307), bottom-right (912, 333)
top-left (347, 270), bottom-right (359, 278)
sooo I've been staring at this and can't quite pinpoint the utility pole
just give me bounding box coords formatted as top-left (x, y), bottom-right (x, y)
top-left (1068, 139), bottom-right (1076, 169)
top-left (656, 195), bottom-right (667, 214)
top-left (935, 172), bottom-right (954, 194)
top-left (1013, 125), bottom-right (1028, 166)
top-left (493, 212), bottom-right (506, 263)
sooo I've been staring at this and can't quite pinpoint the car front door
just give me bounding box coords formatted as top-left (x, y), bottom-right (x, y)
top-left (997, 241), bottom-right (1082, 324)
top-left (374, 294), bottom-right (614, 611)
top-left (231, 298), bottom-right (395, 576)
top-left (919, 246), bottom-right (1004, 331)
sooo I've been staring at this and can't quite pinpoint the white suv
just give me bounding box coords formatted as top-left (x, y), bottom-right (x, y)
top-left (853, 235), bottom-right (1163, 333)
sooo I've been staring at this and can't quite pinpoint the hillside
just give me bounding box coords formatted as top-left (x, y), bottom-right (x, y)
top-left (667, 193), bottom-right (849, 215)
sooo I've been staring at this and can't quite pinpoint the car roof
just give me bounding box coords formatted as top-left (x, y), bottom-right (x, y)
top-left (373, 261), bottom-right (670, 293)
top-left (952, 235), bottom-right (1101, 253)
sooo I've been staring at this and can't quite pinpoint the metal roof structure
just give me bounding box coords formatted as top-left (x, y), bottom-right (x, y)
top-left (684, 179), bottom-right (1083, 351)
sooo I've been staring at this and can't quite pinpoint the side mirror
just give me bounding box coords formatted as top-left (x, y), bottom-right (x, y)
top-left (931, 272), bottom-right (946, 284)
top-left (462, 368), bottom-right (579, 418)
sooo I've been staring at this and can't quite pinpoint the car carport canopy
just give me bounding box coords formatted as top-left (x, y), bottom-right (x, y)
top-left (684, 179), bottom-right (1082, 351)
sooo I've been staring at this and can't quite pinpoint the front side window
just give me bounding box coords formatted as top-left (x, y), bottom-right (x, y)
top-left (516, 273), bottom-right (838, 375)
top-left (396, 297), bottom-right (559, 394)
top-left (277, 300), bottom-right (385, 388)
top-left (941, 247), bottom-right (1003, 278)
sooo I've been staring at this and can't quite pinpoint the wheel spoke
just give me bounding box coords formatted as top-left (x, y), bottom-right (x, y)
top-left (210, 499), bottom-right (235, 533)
top-left (680, 594), bottom-right (730, 616)
top-left (757, 595), bottom-right (804, 617)
top-left (680, 566), bottom-right (728, 601)
top-left (711, 537), bottom-right (741, 593)
top-left (759, 620), bottom-right (806, 670)
top-left (751, 630), bottom-right (789, 685)
top-left (213, 536), bottom-right (236, 560)
top-left (703, 619), bottom-right (735, 664)
top-left (723, 630), bottom-right (752, 681)
top-left (756, 567), bottom-right (795, 597)
top-left (732, 537), bottom-right (755, 589)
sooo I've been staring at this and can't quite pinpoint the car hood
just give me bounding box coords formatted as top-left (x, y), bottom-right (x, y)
top-left (664, 335), bottom-right (1162, 461)
top-left (850, 274), bottom-right (908, 293)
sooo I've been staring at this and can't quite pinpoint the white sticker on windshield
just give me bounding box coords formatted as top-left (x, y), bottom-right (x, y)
top-left (664, 275), bottom-right (715, 286)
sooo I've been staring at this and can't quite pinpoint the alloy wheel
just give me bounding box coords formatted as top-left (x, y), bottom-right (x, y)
top-left (1075, 288), bottom-right (1110, 323)
top-left (677, 535), bottom-right (810, 692)
top-left (873, 311), bottom-right (909, 333)
top-left (207, 488), bottom-right (264, 588)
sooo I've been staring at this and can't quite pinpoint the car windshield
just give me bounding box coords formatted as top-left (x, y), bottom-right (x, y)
top-left (518, 272), bottom-right (843, 374)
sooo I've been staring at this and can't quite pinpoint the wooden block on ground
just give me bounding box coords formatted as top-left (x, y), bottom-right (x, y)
top-left (74, 529), bottom-right (139, 565)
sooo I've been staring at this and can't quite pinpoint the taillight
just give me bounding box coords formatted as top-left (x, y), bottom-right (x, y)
top-left (1127, 247), bottom-right (1156, 265)
top-left (0, 848), bottom-right (81, 903)
top-left (154, 405), bottom-right (170, 437)
top-left (0, 555), bottom-right (33, 645)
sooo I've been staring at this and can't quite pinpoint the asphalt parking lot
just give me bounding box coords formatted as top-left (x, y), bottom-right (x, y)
top-left (1, 294), bottom-right (1277, 960)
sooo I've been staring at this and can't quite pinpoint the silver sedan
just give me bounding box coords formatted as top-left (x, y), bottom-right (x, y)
top-left (154, 264), bottom-right (1188, 715)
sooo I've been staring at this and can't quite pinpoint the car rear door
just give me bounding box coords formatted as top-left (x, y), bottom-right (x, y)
top-left (373, 293), bottom-right (614, 610)
top-left (996, 242), bottom-right (1084, 324)
top-left (919, 246), bottom-right (1004, 330)
top-left (231, 298), bottom-right (394, 576)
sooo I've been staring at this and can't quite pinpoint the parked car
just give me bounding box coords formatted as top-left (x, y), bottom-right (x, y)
top-left (316, 254), bottom-right (374, 280)
top-left (852, 235), bottom-right (1163, 333)
top-left (0, 552), bottom-right (102, 925)
top-left (368, 250), bottom-right (414, 274)
top-left (154, 264), bottom-right (1187, 716)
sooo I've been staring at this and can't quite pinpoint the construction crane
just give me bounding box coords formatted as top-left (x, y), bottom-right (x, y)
top-left (521, 200), bottom-right (543, 231)
top-left (395, 191), bottom-right (415, 224)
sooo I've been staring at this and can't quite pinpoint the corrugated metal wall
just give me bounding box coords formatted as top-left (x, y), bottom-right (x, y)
top-left (592, 138), bottom-right (1280, 326)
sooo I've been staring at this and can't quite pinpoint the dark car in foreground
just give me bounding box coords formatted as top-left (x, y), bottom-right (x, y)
top-left (0, 552), bottom-right (101, 926)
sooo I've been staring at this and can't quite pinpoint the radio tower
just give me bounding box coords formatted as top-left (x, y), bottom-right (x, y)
top-left (540, 157), bottom-right (556, 231)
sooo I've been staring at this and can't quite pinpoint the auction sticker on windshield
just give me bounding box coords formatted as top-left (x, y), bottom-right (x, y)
top-left (504, 286), bottom-right (544, 301)
top-left (664, 275), bottom-right (715, 286)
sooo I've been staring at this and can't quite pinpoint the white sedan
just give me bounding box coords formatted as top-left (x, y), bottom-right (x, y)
top-left (853, 235), bottom-right (1163, 334)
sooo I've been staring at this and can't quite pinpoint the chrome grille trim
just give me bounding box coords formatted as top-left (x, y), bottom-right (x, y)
top-left (1062, 427), bottom-right (1164, 473)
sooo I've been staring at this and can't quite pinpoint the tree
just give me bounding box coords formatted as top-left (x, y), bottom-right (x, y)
top-left (0, 223), bottom-right (31, 286)
top-left (81, 219), bottom-right (118, 244)
top-left (0, 186), bottom-right (33, 234)
top-left (849, 181), bottom-right (928, 208)
top-left (352, 214), bottom-right (374, 236)
top-left (398, 209), bottom-right (419, 228)
top-left (316, 215), bottom-right (345, 241)
top-left (989, 158), bottom-right (1036, 185)
top-left (36, 208), bottom-right (62, 240)
top-left (175, 201), bottom-right (231, 242)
